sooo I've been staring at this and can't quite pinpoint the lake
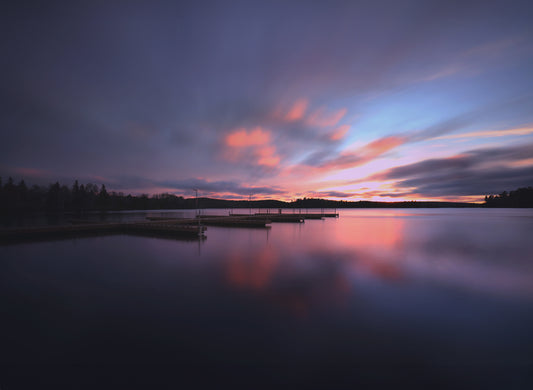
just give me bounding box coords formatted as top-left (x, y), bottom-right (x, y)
top-left (1, 208), bottom-right (533, 388)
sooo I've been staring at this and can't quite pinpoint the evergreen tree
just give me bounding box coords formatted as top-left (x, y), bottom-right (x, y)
top-left (97, 184), bottom-right (110, 210)
top-left (72, 180), bottom-right (81, 213)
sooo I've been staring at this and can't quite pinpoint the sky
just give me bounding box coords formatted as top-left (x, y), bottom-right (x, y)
top-left (1, 0), bottom-right (532, 202)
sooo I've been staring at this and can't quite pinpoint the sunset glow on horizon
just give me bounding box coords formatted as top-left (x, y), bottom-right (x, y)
top-left (1, 1), bottom-right (532, 202)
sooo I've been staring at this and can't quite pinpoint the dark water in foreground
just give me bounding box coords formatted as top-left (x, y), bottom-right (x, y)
top-left (1, 209), bottom-right (533, 388)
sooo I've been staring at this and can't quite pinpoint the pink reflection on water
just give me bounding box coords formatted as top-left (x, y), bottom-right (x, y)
top-left (222, 243), bottom-right (354, 317)
top-left (209, 209), bottom-right (533, 317)
top-left (212, 214), bottom-right (410, 316)
top-left (302, 215), bottom-right (406, 282)
top-left (329, 209), bottom-right (533, 299)
top-left (226, 245), bottom-right (279, 291)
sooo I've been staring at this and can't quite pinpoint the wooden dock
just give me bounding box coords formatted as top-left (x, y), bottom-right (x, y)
top-left (251, 212), bottom-right (338, 219)
top-left (0, 221), bottom-right (206, 244)
top-left (229, 213), bottom-right (339, 222)
top-left (198, 216), bottom-right (270, 228)
top-left (0, 210), bottom-right (339, 244)
top-left (229, 214), bottom-right (304, 223)
top-left (147, 215), bottom-right (272, 228)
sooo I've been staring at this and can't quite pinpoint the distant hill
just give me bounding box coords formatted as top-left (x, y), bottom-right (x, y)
top-left (198, 198), bottom-right (479, 209)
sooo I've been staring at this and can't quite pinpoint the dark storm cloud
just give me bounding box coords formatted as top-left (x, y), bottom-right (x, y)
top-left (369, 143), bottom-right (533, 196)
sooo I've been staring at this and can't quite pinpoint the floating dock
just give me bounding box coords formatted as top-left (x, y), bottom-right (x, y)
top-left (197, 216), bottom-right (270, 228)
top-left (1, 210), bottom-right (339, 244)
top-left (0, 221), bottom-right (206, 244)
top-left (230, 212), bottom-right (338, 220)
top-left (229, 214), bottom-right (304, 223)
top-left (148, 215), bottom-right (272, 228)
top-left (236, 212), bottom-right (338, 219)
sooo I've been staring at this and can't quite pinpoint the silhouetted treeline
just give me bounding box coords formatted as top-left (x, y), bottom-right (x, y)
top-left (484, 187), bottom-right (533, 207)
top-left (0, 177), bottom-right (293, 214)
top-left (0, 177), bottom-right (186, 214)
top-left (0, 177), bottom-right (488, 215)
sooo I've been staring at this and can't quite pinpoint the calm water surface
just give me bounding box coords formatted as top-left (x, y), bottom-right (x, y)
top-left (1, 209), bottom-right (533, 388)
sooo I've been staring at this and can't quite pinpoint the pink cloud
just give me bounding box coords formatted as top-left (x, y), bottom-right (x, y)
top-left (285, 99), bottom-right (308, 121)
top-left (256, 146), bottom-right (280, 167)
top-left (223, 127), bottom-right (281, 168)
top-left (433, 125), bottom-right (533, 140)
top-left (363, 136), bottom-right (406, 156)
top-left (320, 135), bottom-right (407, 170)
top-left (307, 107), bottom-right (347, 127)
top-left (329, 125), bottom-right (350, 141)
top-left (225, 127), bottom-right (270, 147)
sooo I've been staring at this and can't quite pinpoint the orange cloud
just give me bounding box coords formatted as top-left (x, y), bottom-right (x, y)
top-left (433, 125), bottom-right (533, 140)
top-left (226, 127), bottom-right (270, 147)
top-left (257, 146), bottom-right (280, 167)
top-left (329, 125), bottom-right (350, 141)
top-left (364, 136), bottom-right (406, 156)
top-left (285, 99), bottom-right (308, 121)
top-left (307, 107), bottom-right (347, 127)
top-left (280, 135), bottom-right (408, 188)
top-left (224, 127), bottom-right (281, 167)
top-left (506, 158), bottom-right (533, 168)
top-left (319, 136), bottom-right (407, 171)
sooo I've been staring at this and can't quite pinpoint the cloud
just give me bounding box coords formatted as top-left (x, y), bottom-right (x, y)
top-left (225, 127), bottom-right (271, 147)
top-left (418, 65), bottom-right (463, 82)
top-left (290, 108), bottom-right (486, 175)
top-left (285, 99), bottom-right (308, 122)
top-left (406, 114), bottom-right (474, 143)
top-left (2, 0), bottom-right (532, 200)
top-left (223, 127), bottom-right (280, 168)
top-left (293, 96), bottom-right (533, 176)
top-left (156, 178), bottom-right (285, 197)
top-left (400, 166), bottom-right (533, 196)
top-left (329, 125), bottom-right (350, 141)
top-left (256, 146), bottom-right (280, 167)
top-left (363, 136), bottom-right (406, 157)
top-left (306, 107), bottom-right (347, 128)
top-left (304, 135), bottom-right (407, 170)
top-left (433, 125), bottom-right (533, 140)
top-left (367, 143), bottom-right (533, 196)
top-left (314, 191), bottom-right (356, 198)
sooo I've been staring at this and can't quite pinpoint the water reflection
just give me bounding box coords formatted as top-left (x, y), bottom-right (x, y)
top-left (226, 246), bottom-right (279, 291)
top-left (210, 210), bottom-right (533, 306)
top-left (1, 209), bottom-right (533, 388)
top-left (224, 245), bottom-right (354, 317)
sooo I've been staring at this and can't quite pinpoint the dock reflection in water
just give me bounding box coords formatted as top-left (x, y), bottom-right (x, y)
top-left (1, 209), bottom-right (532, 388)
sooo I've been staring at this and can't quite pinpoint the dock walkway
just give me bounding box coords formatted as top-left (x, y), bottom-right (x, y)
top-left (1, 210), bottom-right (339, 244)
top-left (0, 220), bottom-right (205, 243)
